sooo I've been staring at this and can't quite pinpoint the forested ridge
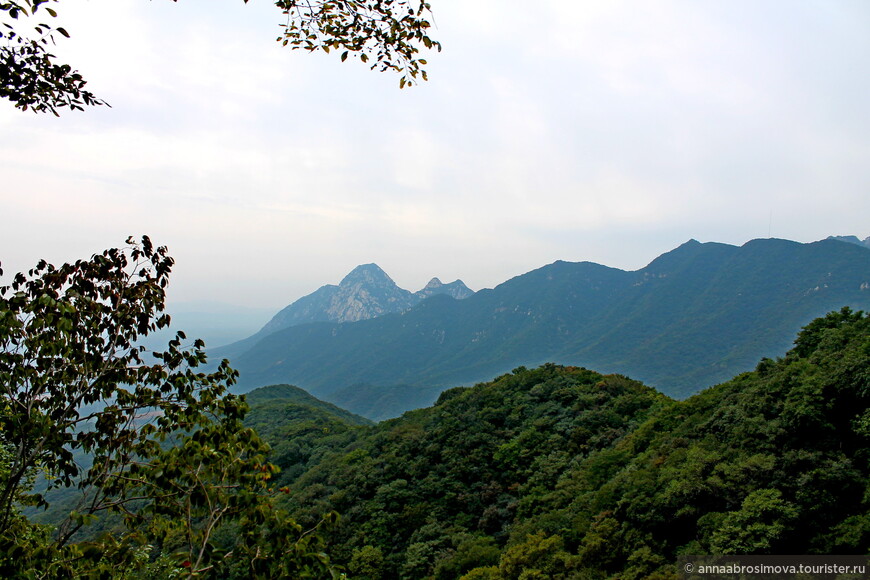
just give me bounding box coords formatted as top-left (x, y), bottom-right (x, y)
top-left (245, 307), bottom-right (870, 579)
top-left (5, 1), bottom-right (867, 577)
top-left (3, 239), bottom-right (867, 578)
top-left (227, 238), bottom-right (870, 413)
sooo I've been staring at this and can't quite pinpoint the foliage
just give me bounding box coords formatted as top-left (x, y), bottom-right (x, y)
top-left (6, 236), bottom-right (867, 579)
top-left (271, 0), bottom-right (440, 87)
top-left (0, 237), bottom-right (337, 578)
top-left (244, 383), bottom-right (373, 429)
top-left (242, 386), bottom-right (370, 483)
top-left (481, 308), bottom-right (870, 578)
top-left (1, 0), bottom-right (440, 114)
top-left (267, 364), bottom-right (666, 578)
top-left (0, 0), bottom-right (105, 114)
top-left (249, 309), bottom-right (869, 578)
top-left (229, 238), bottom-right (870, 410)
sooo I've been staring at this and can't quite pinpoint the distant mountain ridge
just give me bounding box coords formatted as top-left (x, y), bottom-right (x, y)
top-left (260, 263), bottom-right (473, 331)
top-left (827, 235), bottom-right (870, 250)
top-left (262, 311), bottom-right (870, 577)
top-left (416, 277), bottom-right (475, 301)
top-left (260, 264), bottom-right (414, 333)
top-left (222, 238), bottom-right (870, 417)
top-left (214, 264), bottom-right (473, 360)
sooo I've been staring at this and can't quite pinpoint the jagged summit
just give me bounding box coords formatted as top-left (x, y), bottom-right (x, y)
top-left (221, 264), bottom-right (476, 351)
top-left (224, 237), bottom-right (870, 411)
top-left (340, 263), bottom-right (397, 287)
top-left (416, 277), bottom-right (474, 300)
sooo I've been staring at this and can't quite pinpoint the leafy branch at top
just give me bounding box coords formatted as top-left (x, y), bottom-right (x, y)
top-left (268, 0), bottom-right (440, 87)
top-left (1, 0), bottom-right (440, 115)
top-left (0, 0), bottom-right (106, 114)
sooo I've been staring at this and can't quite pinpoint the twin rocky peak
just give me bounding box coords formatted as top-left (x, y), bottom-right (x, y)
top-left (258, 264), bottom-right (474, 336)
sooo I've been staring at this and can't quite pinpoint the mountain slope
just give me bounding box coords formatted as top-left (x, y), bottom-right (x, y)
top-left (214, 264), bottom-right (473, 362)
top-left (244, 383), bottom-right (373, 427)
top-left (416, 277), bottom-right (475, 300)
top-left (273, 364), bottom-right (669, 577)
top-left (828, 234), bottom-right (870, 250)
top-left (226, 239), bottom-right (870, 410)
top-left (261, 264), bottom-right (417, 332)
top-left (553, 237), bottom-right (870, 393)
top-left (267, 310), bottom-right (870, 578)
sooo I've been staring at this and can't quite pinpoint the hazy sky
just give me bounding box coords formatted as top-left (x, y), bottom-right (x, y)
top-left (2, 0), bottom-right (868, 311)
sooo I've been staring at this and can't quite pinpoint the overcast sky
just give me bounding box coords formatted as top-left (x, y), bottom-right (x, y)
top-left (2, 0), bottom-right (868, 313)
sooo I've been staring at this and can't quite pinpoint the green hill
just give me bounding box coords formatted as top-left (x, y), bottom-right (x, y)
top-left (16, 309), bottom-right (870, 578)
top-left (257, 308), bottom-right (870, 578)
top-left (244, 383), bottom-right (373, 428)
top-left (241, 384), bottom-right (373, 485)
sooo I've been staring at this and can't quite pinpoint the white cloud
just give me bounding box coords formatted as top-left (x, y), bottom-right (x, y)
top-left (1, 0), bottom-right (868, 308)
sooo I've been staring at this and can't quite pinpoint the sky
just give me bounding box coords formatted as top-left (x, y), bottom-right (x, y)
top-left (2, 0), bottom-right (869, 320)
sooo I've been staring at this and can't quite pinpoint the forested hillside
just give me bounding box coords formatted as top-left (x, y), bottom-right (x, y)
top-left (5, 245), bottom-right (868, 579)
top-left (227, 238), bottom-right (870, 417)
top-left (6, 0), bottom-right (867, 576)
top-left (249, 308), bottom-right (870, 579)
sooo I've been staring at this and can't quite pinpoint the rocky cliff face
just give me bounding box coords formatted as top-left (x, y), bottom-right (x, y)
top-left (328, 264), bottom-right (418, 323)
top-left (257, 264), bottom-right (474, 336)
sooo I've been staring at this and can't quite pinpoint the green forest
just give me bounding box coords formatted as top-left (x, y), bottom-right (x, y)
top-left (4, 1), bottom-right (869, 579)
top-left (2, 240), bottom-right (868, 578)
top-left (258, 308), bottom-right (870, 578)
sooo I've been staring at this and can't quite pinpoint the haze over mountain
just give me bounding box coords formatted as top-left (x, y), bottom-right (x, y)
top-left (260, 310), bottom-right (870, 578)
top-left (828, 235), bottom-right (870, 250)
top-left (415, 277), bottom-right (475, 301)
top-left (214, 264), bottom-right (473, 361)
top-left (221, 238), bottom-right (870, 418)
top-left (137, 301), bottom-right (274, 352)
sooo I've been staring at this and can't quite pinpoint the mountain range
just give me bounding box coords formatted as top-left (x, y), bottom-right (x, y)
top-left (215, 264), bottom-right (473, 361)
top-left (217, 237), bottom-right (870, 419)
top-left (254, 309), bottom-right (870, 577)
top-left (262, 264), bottom-right (474, 331)
top-left (828, 234), bottom-right (870, 249)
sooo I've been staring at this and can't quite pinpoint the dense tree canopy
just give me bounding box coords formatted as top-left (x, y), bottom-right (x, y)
top-left (0, 237), bottom-right (338, 578)
top-left (0, 0), bottom-right (104, 114)
top-left (1, 0), bottom-right (439, 114)
top-left (2, 234), bottom-right (868, 579)
top-left (246, 309), bottom-right (870, 579)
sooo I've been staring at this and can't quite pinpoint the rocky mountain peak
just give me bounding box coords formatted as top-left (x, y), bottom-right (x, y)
top-left (240, 264), bottom-right (475, 342)
top-left (340, 263), bottom-right (396, 288)
top-left (416, 278), bottom-right (474, 300)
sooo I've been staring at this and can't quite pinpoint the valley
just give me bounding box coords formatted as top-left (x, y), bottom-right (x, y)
top-left (215, 237), bottom-right (870, 419)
